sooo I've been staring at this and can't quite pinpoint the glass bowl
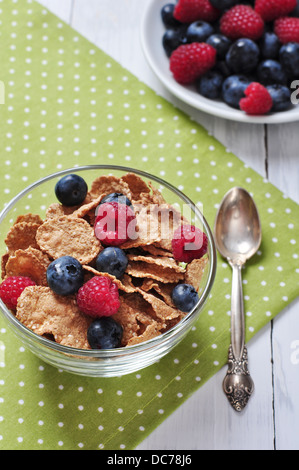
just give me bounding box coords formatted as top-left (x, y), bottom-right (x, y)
top-left (0, 165), bottom-right (217, 377)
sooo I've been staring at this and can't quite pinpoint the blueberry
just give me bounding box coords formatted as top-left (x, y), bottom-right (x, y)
top-left (226, 39), bottom-right (260, 74)
top-left (95, 247), bottom-right (128, 279)
top-left (206, 34), bottom-right (232, 60)
top-left (55, 174), bottom-right (88, 207)
top-left (171, 283), bottom-right (199, 313)
top-left (210, 0), bottom-right (238, 10)
top-left (161, 3), bottom-right (181, 28)
top-left (196, 70), bottom-right (224, 99)
top-left (222, 75), bottom-right (251, 109)
top-left (257, 60), bottom-right (287, 85)
top-left (47, 256), bottom-right (84, 296)
top-left (279, 43), bottom-right (299, 80)
top-left (266, 84), bottom-right (292, 112)
top-left (259, 32), bottom-right (281, 59)
top-left (162, 26), bottom-right (188, 57)
top-left (186, 21), bottom-right (214, 43)
top-left (290, 0), bottom-right (299, 17)
top-left (99, 192), bottom-right (132, 207)
top-left (87, 317), bottom-right (123, 349)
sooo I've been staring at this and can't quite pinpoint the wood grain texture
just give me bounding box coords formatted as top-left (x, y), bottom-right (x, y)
top-left (36, 0), bottom-right (299, 450)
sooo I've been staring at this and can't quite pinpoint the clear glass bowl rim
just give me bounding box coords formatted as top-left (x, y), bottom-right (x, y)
top-left (0, 164), bottom-right (217, 359)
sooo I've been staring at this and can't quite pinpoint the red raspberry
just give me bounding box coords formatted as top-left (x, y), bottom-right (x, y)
top-left (274, 17), bottom-right (299, 44)
top-left (170, 43), bottom-right (216, 84)
top-left (77, 276), bottom-right (120, 318)
top-left (172, 225), bottom-right (208, 263)
top-left (220, 5), bottom-right (264, 41)
top-left (173, 0), bottom-right (220, 23)
top-left (0, 276), bottom-right (36, 310)
top-left (255, 0), bottom-right (297, 22)
top-left (240, 82), bottom-right (273, 115)
top-left (94, 201), bottom-right (137, 246)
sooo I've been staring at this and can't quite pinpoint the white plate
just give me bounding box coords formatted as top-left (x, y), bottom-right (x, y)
top-left (140, 0), bottom-right (299, 124)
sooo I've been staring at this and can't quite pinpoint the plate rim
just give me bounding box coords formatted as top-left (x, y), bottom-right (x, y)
top-left (140, 0), bottom-right (299, 125)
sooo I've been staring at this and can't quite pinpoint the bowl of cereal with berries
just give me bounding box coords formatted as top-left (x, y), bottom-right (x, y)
top-left (0, 166), bottom-right (216, 377)
top-left (141, 0), bottom-right (299, 123)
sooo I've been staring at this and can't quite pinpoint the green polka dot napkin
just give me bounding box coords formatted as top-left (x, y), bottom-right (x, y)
top-left (0, 0), bottom-right (298, 451)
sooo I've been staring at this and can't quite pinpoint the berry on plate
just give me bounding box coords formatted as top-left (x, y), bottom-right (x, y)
top-left (255, 0), bottom-right (297, 22)
top-left (87, 317), bottom-right (123, 349)
top-left (206, 33), bottom-right (232, 59)
top-left (161, 3), bottom-right (182, 29)
top-left (257, 59), bottom-right (287, 85)
top-left (55, 174), bottom-right (88, 207)
top-left (46, 256), bottom-right (84, 296)
top-left (77, 276), bottom-right (120, 318)
top-left (0, 276), bottom-right (36, 310)
top-left (259, 32), bottom-right (281, 60)
top-left (186, 20), bottom-right (215, 43)
top-left (171, 283), bottom-right (199, 313)
top-left (94, 201), bottom-right (137, 246)
top-left (172, 224), bottom-right (208, 263)
top-left (240, 82), bottom-right (273, 115)
top-left (266, 84), bottom-right (292, 111)
top-left (196, 70), bottom-right (224, 99)
top-left (173, 0), bottom-right (221, 23)
top-left (220, 5), bottom-right (264, 41)
top-left (222, 74), bottom-right (251, 109)
top-left (226, 38), bottom-right (260, 74)
top-left (279, 42), bottom-right (299, 78)
top-left (163, 26), bottom-right (188, 57)
top-left (274, 17), bottom-right (299, 44)
top-left (95, 247), bottom-right (128, 279)
top-left (169, 42), bottom-right (216, 84)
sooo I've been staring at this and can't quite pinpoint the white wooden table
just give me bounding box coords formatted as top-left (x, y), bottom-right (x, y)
top-left (37, 0), bottom-right (299, 451)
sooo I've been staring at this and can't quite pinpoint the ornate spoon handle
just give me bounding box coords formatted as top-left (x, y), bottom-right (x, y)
top-left (223, 263), bottom-right (254, 412)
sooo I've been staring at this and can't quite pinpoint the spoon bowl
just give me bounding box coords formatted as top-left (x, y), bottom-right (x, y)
top-left (214, 187), bottom-right (262, 412)
top-left (214, 187), bottom-right (262, 265)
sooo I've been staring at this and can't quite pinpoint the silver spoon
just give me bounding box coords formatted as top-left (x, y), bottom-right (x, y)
top-left (214, 187), bottom-right (262, 412)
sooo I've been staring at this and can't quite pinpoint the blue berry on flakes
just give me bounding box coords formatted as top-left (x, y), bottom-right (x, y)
top-left (47, 256), bottom-right (84, 296)
top-left (55, 174), bottom-right (88, 207)
top-left (171, 283), bottom-right (199, 313)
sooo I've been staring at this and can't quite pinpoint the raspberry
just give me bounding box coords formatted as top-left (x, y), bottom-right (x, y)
top-left (172, 225), bottom-right (208, 263)
top-left (173, 0), bottom-right (220, 23)
top-left (94, 201), bottom-right (137, 246)
top-left (77, 276), bottom-right (120, 318)
top-left (170, 43), bottom-right (216, 84)
top-left (240, 82), bottom-right (273, 115)
top-left (0, 276), bottom-right (36, 310)
top-left (220, 5), bottom-right (264, 41)
top-left (255, 0), bottom-right (297, 22)
top-left (274, 17), bottom-right (299, 43)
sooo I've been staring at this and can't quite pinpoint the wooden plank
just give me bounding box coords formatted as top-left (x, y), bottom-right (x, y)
top-left (267, 122), bottom-right (299, 450)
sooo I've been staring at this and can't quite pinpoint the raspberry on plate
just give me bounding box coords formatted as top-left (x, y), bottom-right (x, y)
top-left (274, 17), bottom-right (299, 43)
top-left (255, 0), bottom-right (297, 22)
top-left (0, 276), bottom-right (36, 310)
top-left (77, 276), bottom-right (120, 318)
top-left (94, 201), bottom-right (137, 246)
top-left (220, 5), bottom-right (264, 41)
top-left (173, 0), bottom-right (220, 23)
top-left (169, 42), bottom-right (216, 84)
top-left (172, 224), bottom-right (208, 263)
top-left (240, 82), bottom-right (273, 115)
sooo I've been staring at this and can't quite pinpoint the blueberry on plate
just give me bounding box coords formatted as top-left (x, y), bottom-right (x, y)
top-left (171, 283), bottom-right (199, 313)
top-left (257, 60), bottom-right (287, 85)
top-left (55, 174), bottom-right (88, 207)
top-left (206, 34), bottom-right (232, 60)
top-left (266, 84), bottom-right (293, 112)
top-left (226, 38), bottom-right (260, 74)
top-left (47, 256), bottom-right (84, 296)
top-left (95, 247), bottom-right (128, 279)
top-left (87, 317), bottom-right (123, 349)
top-left (186, 20), bottom-right (214, 43)
top-left (161, 3), bottom-right (182, 29)
top-left (196, 70), bottom-right (224, 99)
top-left (162, 26), bottom-right (188, 57)
top-left (222, 75), bottom-right (251, 109)
top-left (210, 0), bottom-right (238, 10)
top-left (279, 42), bottom-right (299, 79)
top-left (259, 32), bottom-right (281, 60)
top-left (99, 192), bottom-right (132, 207)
